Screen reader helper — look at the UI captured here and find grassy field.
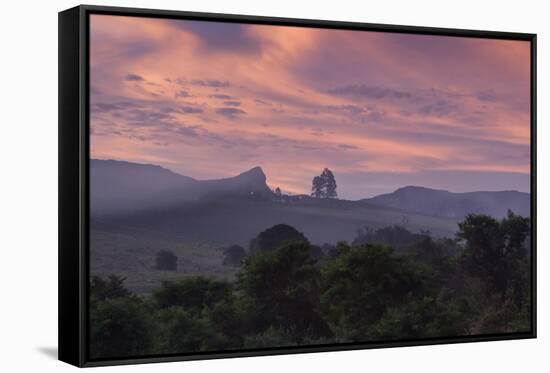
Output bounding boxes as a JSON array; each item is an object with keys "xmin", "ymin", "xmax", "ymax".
[
  {"xmin": 90, "ymin": 197, "xmax": 461, "ymax": 293},
  {"xmin": 92, "ymin": 197, "xmax": 460, "ymax": 247},
  {"xmin": 90, "ymin": 229, "xmax": 238, "ymax": 294}
]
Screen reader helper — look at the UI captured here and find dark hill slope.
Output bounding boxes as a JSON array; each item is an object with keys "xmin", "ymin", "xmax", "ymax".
[{"xmin": 362, "ymin": 186, "xmax": 529, "ymax": 219}]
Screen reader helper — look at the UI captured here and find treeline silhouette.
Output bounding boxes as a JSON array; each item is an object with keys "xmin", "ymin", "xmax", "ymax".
[{"xmin": 89, "ymin": 211, "xmax": 531, "ymax": 359}]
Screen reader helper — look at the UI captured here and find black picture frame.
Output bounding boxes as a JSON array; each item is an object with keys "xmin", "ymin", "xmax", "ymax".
[{"xmin": 59, "ymin": 4, "xmax": 537, "ymax": 367}]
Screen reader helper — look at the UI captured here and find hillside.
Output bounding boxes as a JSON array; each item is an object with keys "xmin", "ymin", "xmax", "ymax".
[
  {"xmin": 90, "ymin": 160, "xmax": 528, "ymax": 248},
  {"xmin": 89, "ymin": 160, "xmax": 532, "ymax": 293},
  {"xmin": 91, "ymin": 159, "xmax": 196, "ymax": 215},
  {"xmin": 91, "ymin": 159, "xmax": 273, "ymax": 216},
  {"xmin": 362, "ymin": 185, "xmax": 530, "ymax": 219}
]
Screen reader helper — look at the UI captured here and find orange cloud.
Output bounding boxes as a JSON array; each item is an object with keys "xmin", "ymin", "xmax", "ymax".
[{"xmin": 89, "ymin": 15, "xmax": 531, "ymax": 198}]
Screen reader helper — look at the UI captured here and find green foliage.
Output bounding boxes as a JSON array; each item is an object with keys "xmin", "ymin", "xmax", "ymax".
[
  {"xmin": 243, "ymin": 327, "xmax": 297, "ymax": 349},
  {"xmin": 154, "ymin": 307, "xmax": 230, "ymax": 353},
  {"xmin": 353, "ymin": 225, "xmax": 421, "ymax": 250},
  {"xmin": 153, "ymin": 277, "xmax": 232, "ymax": 311},
  {"xmin": 238, "ymin": 241, "xmax": 330, "ymax": 339},
  {"xmin": 90, "ymin": 274, "xmax": 131, "ymax": 301},
  {"xmin": 458, "ymin": 211, "xmax": 530, "ymax": 297},
  {"xmin": 222, "ymin": 245, "xmax": 247, "ymax": 267},
  {"xmin": 90, "ymin": 296, "xmax": 154, "ymax": 359},
  {"xmin": 469, "ymin": 295, "xmax": 530, "ymax": 335},
  {"xmin": 249, "ymin": 224, "xmax": 309, "ymax": 255},
  {"xmin": 89, "ymin": 215, "xmax": 531, "ymax": 358},
  {"xmin": 320, "ymin": 243, "xmax": 434, "ymax": 341},
  {"xmin": 353, "ymin": 226, "xmax": 459, "ymax": 259},
  {"xmin": 203, "ymin": 298, "xmax": 244, "ymax": 346}
]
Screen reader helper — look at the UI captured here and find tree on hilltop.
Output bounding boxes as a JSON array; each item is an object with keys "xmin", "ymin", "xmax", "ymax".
[{"xmin": 311, "ymin": 168, "xmax": 337, "ymax": 199}]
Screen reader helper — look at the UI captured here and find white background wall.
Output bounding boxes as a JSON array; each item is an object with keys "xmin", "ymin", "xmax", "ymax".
[{"xmin": 0, "ymin": 0, "xmax": 547, "ymax": 371}]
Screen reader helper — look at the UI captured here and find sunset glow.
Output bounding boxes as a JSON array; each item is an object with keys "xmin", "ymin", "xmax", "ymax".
[{"xmin": 90, "ymin": 15, "xmax": 531, "ymax": 199}]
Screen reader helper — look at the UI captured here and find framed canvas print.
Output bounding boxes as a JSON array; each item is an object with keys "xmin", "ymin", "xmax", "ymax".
[{"xmin": 58, "ymin": 5, "xmax": 537, "ymax": 367}]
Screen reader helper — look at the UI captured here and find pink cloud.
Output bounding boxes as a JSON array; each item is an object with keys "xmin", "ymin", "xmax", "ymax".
[{"xmin": 89, "ymin": 15, "xmax": 531, "ymax": 198}]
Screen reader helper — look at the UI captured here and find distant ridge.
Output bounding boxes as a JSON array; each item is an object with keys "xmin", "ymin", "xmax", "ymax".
[
  {"xmin": 90, "ymin": 159, "xmax": 272, "ymax": 215},
  {"xmin": 90, "ymin": 159, "xmax": 530, "ymax": 245},
  {"xmin": 91, "ymin": 158, "xmax": 196, "ymax": 182},
  {"xmin": 362, "ymin": 185, "xmax": 530, "ymax": 219}
]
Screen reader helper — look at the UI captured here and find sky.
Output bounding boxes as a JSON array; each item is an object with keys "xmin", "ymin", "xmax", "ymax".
[{"xmin": 89, "ymin": 15, "xmax": 531, "ymax": 199}]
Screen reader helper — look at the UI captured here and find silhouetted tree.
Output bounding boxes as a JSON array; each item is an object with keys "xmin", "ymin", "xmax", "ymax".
[
  {"xmin": 90, "ymin": 296, "xmax": 153, "ymax": 359},
  {"xmin": 90, "ymin": 275, "xmax": 131, "ymax": 301},
  {"xmin": 274, "ymin": 187, "xmax": 282, "ymax": 197},
  {"xmin": 309, "ymin": 245, "xmax": 325, "ymax": 261},
  {"xmin": 322, "ymin": 168, "xmax": 337, "ymax": 198},
  {"xmin": 311, "ymin": 168, "xmax": 337, "ymax": 198},
  {"xmin": 87, "ymin": 212, "xmax": 533, "ymax": 358},
  {"xmin": 238, "ymin": 241, "xmax": 331, "ymax": 338},
  {"xmin": 223, "ymin": 245, "xmax": 247, "ymax": 267},
  {"xmin": 155, "ymin": 250, "xmax": 178, "ymax": 271},
  {"xmin": 249, "ymin": 224, "xmax": 309, "ymax": 255},
  {"xmin": 458, "ymin": 211, "xmax": 530, "ymax": 298},
  {"xmin": 320, "ymin": 243, "xmax": 433, "ymax": 340},
  {"xmin": 311, "ymin": 176, "xmax": 324, "ymax": 198}
]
